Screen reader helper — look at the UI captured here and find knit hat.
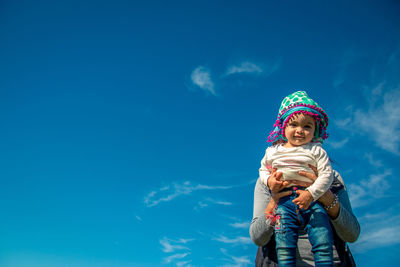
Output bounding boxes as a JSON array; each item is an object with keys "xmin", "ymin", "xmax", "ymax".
[{"xmin": 267, "ymin": 91, "xmax": 329, "ymax": 143}]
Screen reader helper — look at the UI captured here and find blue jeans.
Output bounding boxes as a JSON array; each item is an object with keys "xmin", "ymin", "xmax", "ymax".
[{"xmin": 274, "ymin": 189, "xmax": 333, "ymax": 267}]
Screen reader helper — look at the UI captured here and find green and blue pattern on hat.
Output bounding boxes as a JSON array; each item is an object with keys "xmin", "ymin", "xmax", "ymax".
[{"xmin": 267, "ymin": 91, "xmax": 329, "ymax": 143}]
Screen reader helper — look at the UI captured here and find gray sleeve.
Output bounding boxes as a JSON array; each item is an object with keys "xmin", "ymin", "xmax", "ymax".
[
  {"xmin": 249, "ymin": 178, "xmax": 275, "ymax": 246},
  {"xmin": 330, "ymin": 172, "xmax": 361, "ymax": 243}
]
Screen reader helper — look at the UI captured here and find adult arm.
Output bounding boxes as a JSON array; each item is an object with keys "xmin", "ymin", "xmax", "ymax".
[
  {"xmin": 296, "ymin": 169, "xmax": 360, "ymax": 243},
  {"xmin": 249, "ymin": 178, "xmax": 274, "ymax": 246},
  {"xmin": 250, "ymin": 170, "xmax": 291, "ymax": 246},
  {"xmin": 326, "ymin": 171, "xmax": 360, "ymax": 242}
]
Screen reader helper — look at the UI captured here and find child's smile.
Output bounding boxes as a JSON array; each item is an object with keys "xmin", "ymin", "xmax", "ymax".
[{"xmin": 284, "ymin": 113, "xmax": 316, "ymax": 147}]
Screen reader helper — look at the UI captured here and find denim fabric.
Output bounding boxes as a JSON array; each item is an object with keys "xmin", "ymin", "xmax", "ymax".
[{"xmin": 275, "ymin": 190, "xmax": 333, "ymax": 267}]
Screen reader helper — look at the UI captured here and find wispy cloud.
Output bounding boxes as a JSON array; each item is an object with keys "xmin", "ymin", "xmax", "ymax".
[
  {"xmin": 194, "ymin": 201, "xmax": 209, "ymax": 210},
  {"xmin": 337, "ymin": 85, "xmax": 400, "ymax": 155},
  {"xmin": 229, "ymin": 221, "xmax": 250, "ymax": 229},
  {"xmin": 354, "ymin": 88, "xmax": 400, "ymax": 155},
  {"xmin": 352, "ymin": 209, "xmax": 400, "ymax": 252},
  {"xmin": 334, "ymin": 117, "xmax": 351, "ymax": 128},
  {"xmin": 225, "ymin": 60, "xmax": 281, "ymax": 77},
  {"xmin": 212, "ymin": 200, "xmax": 232, "ymax": 205},
  {"xmin": 353, "ymin": 86, "xmax": 400, "ymax": 154},
  {"xmin": 194, "ymin": 197, "xmax": 233, "ymax": 211},
  {"xmin": 348, "ymin": 169, "xmax": 391, "ymax": 208},
  {"xmin": 144, "ymin": 181, "xmax": 233, "ymax": 207},
  {"xmin": 220, "ymin": 248, "xmax": 252, "ymax": 267},
  {"xmin": 327, "ymin": 138, "xmax": 349, "ymax": 149},
  {"xmin": 364, "ymin": 153, "xmax": 383, "ymax": 167},
  {"xmin": 190, "ymin": 60, "xmax": 280, "ymax": 96},
  {"xmin": 190, "ymin": 66, "xmax": 216, "ymax": 95},
  {"xmin": 226, "ymin": 62, "xmax": 263, "ymax": 75},
  {"xmin": 176, "ymin": 260, "xmax": 193, "ymax": 267},
  {"xmin": 164, "ymin": 253, "xmax": 190, "ymax": 264},
  {"xmin": 213, "ymin": 235, "xmax": 252, "ymax": 245},
  {"xmin": 160, "ymin": 237, "xmax": 194, "ymax": 266},
  {"xmin": 160, "ymin": 237, "xmax": 193, "ymax": 253}
]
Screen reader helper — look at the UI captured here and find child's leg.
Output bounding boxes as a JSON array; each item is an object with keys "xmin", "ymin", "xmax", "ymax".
[
  {"xmin": 274, "ymin": 194, "xmax": 300, "ymax": 267},
  {"xmin": 304, "ymin": 202, "xmax": 334, "ymax": 267}
]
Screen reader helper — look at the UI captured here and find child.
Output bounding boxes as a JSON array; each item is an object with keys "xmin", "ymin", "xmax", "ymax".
[{"xmin": 259, "ymin": 91, "xmax": 334, "ymax": 266}]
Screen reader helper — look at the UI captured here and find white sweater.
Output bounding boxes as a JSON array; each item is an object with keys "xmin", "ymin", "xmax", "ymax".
[{"xmin": 259, "ymin": 143, "xmax": 333, "ymax": 200}]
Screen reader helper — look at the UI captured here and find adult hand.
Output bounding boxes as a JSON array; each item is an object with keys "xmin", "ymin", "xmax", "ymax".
[
  {"xmin": 264, "ymin": 169, "xmax": 292, "ymax": 215},
  {"xmin": 293, "ymin": 164, "xmax": 318, "ymax": 186},
  {"xmin": 265, "ymin": 190, "xmax": 292, "ymax": 216},
  {"xmin": 267, "ymin": 168, "xmax": 290, "ymax": 195}
]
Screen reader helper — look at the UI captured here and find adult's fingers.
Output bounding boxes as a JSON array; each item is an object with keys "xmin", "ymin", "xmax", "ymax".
[
  {"xmin": 277, "ymin": 190, "xmax": 292, "ymax": 198},
  {"xmin": 274, "ymin": 171, "xmax": 283, "ymax": 181},
  {"xmin": 271, "ymin": 190, "xmax": 291, "ymax": 203},
  {"xmin": 298, "ymin": 170, "xmax": 317, "ymax": 182},
  {"xmin": 308, "ymin": 164, "xmax": 318, "ymax": 176}
]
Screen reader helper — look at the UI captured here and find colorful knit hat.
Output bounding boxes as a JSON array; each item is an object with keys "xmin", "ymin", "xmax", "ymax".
[{"xmin": 267, "ymin": 91, "xmax": 329, "ymax": 143}]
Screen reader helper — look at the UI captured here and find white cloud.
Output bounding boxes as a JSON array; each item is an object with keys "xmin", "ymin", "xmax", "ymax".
[
  {"xmin": 194, "ymin": 201, "xmax": 208, "ymax": 211},
  {"xmin": 229, "ymin": 221, "xmax": 250, "ymax": 229},
  {"xmin": 190, "ymin": 60, "xmax": 280, "ymax": 96},
  {"xmin": 135, "ymin": 215, "xmax": 142, "ymax": 221},
  {"xmin": 327, "ymin": 138, "xmax": 349, "ymax": 149},
  {"xmin": 334, "ymin": 117, "xmax": 351, "ymax": 128},
  {"xmin": 160, "ymin": 237, "xmax": 193, "ymax": 253},
  {"xmin": 356, "ymin": 226, "xmax": 400, "ymax": 248},
  {"xmin": 190, "ymin": 66, "xmax": 216, "ymax": 95},
  {"xmin": 352, "ymin": 210, "xmax": 400, "ymax": 252},
  {"xmin": 220, "ymin": 248, "xmax": 252, "ymax": 267},
  {"xmin": 352, "ymin": 87, "xmax": 400, "ymax": 154},
  {"xmin": 176, "ymin": 260, "xmax": 193, "ymax": 267},
  {"xmin": 144, "ymin": 181, "xmax": 233, "ymax": 207},
  {"xmin": 226, "ymin": 62, "xmax": 263, "ymax": 75},
  {"xmin": 194, "ymin": 197, "xmax": 233, "ymax": 211},
  {"xmin": 164, "ymin": 253, "xmax": 190, "ymax": 264},
  {"xmin": 225, "ymin": 60, "xmax": 281, "ymax": 77},
  {"xmin": 348, "ymin": 169, "xmax": 391, "ymax": 208},
  {"xmin": 213, "ymin": 200, "xmax": 233, "ymax": 205},
  {"xmin": 364, "ymin": 153, "xmax": 383, "ymax": 167},
  {"xmin": 337, "ymin": 86, "xmax": 400, "ymax": 155},
  {"xmin": 161, "ymin": 237, "xmax": 194, "ymax": 266},
  {"xmin": 213, "ymin": 235, "xmax": 252, "ymax": 245}
]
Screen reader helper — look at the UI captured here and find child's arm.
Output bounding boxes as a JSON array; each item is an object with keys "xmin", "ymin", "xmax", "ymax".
[{"xmin": 304, "ymin": 145, "xmax": 333, "ymax": 201}]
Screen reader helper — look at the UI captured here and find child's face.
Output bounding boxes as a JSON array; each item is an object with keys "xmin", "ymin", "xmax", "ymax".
[{"xmin": 284, "ymin": 113, "xmax": 315, "ymax": 147}]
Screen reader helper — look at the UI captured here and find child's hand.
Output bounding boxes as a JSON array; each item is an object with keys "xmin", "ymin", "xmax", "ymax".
[{"xmin": 292, "ymin": 190, "xmax": 313, "ymax": 210}]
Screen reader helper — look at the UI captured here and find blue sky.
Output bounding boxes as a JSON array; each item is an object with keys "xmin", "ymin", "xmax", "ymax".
[{"xmin": 1, "ymin": 0, "xmax": 399, "ymax": 266}]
